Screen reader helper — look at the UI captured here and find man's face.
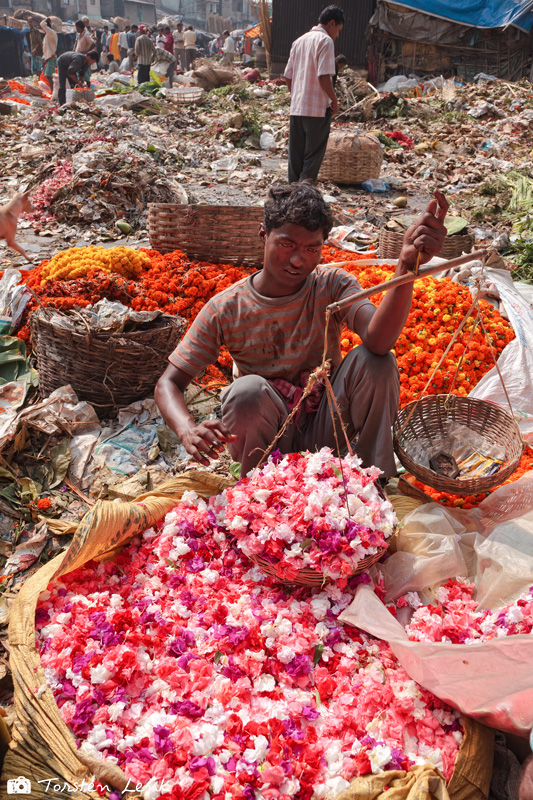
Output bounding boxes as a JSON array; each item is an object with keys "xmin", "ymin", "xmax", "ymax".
[
  {"xmin": 28, "ymin": 18, "xmax": 34, "ymax": 28},
  {"xmin": 259, "ymin": 222, "xmax": 324, "ymax": 296},
  {"xmin": 325, "ymin": 20, "xmax": 343, "ymax": 40}
]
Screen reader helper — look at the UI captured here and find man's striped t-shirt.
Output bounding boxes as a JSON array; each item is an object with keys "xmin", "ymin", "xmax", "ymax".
[{"xmin": 169, "ymin": 266, "xmax": 374, "ymax": 384}]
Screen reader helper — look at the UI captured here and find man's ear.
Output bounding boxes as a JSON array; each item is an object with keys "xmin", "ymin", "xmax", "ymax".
[{"xmin": 259, "ymin": 224, "xmax": 267, "ymax": 243}]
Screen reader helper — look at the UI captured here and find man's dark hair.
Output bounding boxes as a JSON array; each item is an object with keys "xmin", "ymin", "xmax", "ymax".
[
  {"xmin": 76, "ymin": 20, "xmax": 85, "ymax": 30},
  {"xmin": 46, "ymin": 17, "xmax": 52, "ymax": 27},
  {"xmin": 264, "ymin": 183, "xmax": 334, "ymax": 240},
  {"xmin": 104, "ymin": 25, "xmax": 109, "ymax": 30},
  {"xmin": 86, "ymin": 50, "xmax": 99, "ymax": 61},
  {"xmin": 107, "ymin": 53, "xmax": 114, "ymax": 61},
  {"xmin": 319, "ymin": 5, "xmax": 345, "ymax": 25},
  {"xmin": 131, "ymin": 24, "xmax": 138, "ymax": 30},
  {"xmin": 223, "ymin": 29, "xmax": 230, "ymax": 36},
  {"xmin": 336, "ymin": 53, "xmax": 348, "ymax": 65}
]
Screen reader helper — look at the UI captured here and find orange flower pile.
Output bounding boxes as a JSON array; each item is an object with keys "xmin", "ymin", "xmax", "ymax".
[
  {"xmin": 403, "ymin": 446, "xmax": 533, "ymax": 509},
  {"xmin": 15, "ymin": 246, "xmax": 529, "ymax": 504},
  {"xmin": 320, "ymin": 249, "xmax": 515, "ymax": 406},
  {"xmin": 18, "ymin": 250, "xmax": 256, "ymax": 384}
]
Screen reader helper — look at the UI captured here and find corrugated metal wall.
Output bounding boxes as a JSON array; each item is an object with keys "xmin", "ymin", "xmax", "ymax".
[{"xmin": 271, "ymin": 0, "xmax": 376, "ymax": 73}]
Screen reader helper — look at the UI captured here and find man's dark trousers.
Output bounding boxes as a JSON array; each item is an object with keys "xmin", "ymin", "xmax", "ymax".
[
  {"xmin": 137, "ymin": 63, "xmax": 151, "ymax": 83},
  {"xmin": 288, "ymin": 113, "xmax": 331, "ymax": 183}
]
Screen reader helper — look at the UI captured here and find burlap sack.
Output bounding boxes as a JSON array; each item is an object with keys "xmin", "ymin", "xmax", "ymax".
[{"xmin": 1, "ymin": 472, "xmax": 493, "ymax": 799}]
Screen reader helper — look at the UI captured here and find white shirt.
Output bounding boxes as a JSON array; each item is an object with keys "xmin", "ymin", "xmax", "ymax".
[
  {"xmin": 40, "ymin": 21, "xmax": 57, "ymax": 61},
  {"xmin": 284, "ymin": 25, "xmax": 335, "ymax": 118},
  {"xmin": 118, "ymin": 31, "xmax": 129, "ymax": 49},
  {"xmin": 223, "ymin": 35, "xmax": 235, "ymax": 54}
]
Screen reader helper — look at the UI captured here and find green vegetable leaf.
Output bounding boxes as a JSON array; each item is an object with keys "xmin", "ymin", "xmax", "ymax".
[
  {"xmin": 313, "ymin": 643, "xmax": 325, "ymax": 666},
  {"xmin": 214, "ymin": 650, "xmax": 222, "ymax": 664},
  {"xmin": 315, "ymin": 687, "xmax": 322, "ymax": 707},
  {"xmin": 229, "ymin": 462, "xmax": 241, "ymax": 480}
]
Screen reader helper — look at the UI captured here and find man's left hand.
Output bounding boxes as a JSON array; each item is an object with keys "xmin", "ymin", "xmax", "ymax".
[{"xmin": 399, "ymin": 189, "xmax": 448, "ymax": 271}]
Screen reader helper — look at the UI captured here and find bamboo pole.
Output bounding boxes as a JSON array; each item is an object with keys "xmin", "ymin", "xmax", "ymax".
[{"xmin": 326, "ymin": 249, "xmax": 489, "ymax": 313}]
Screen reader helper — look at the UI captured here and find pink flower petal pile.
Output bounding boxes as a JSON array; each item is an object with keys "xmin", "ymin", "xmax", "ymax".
[
  {"xmin": 212, "ymin": 448, "xmax": 397, "ymax": 584},
  {"xmin": 36, "ymin": 482, "xmax": 463, "ymax": 800},
  {"xmin": 403, "ymin": 579, "xmax": 533, "ymax": 644}
]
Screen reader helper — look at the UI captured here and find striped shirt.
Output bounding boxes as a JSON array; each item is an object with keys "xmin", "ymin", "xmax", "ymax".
[
  {"xmin": 135, "ymin": 35, "xmax": 155, "ymax": 65},
  {"xmin": 284, "ymin": 25, "xmax": 335, "ymax": 118},
  {"xmin": 169, "ymin": 266, "xmax": 373, "ymax": 383}
]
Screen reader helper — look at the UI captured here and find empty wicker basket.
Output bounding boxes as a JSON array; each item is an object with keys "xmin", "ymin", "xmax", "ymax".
[
  {"xmin": 380, "ymin": 228, "xmax": 473, "ymax": 260},
  {"xmin": 318, "ymin": 130, "xmax": 383, "ymax": 185},
  {"xmin": 394, "ymin": 394, "xmax": 524, "ymax": 494},
  {"xmin": 30, "ymin": 308, "xmax": 187, "ymax": 417},
  {"xmin": 148, "ymin": 204, "xmax": 264, "ymax": 267}
]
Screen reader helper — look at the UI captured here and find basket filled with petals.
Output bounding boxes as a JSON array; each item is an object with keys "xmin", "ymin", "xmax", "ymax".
[{"xmin": 211, "ymin": 447, "xmax": 397, "ymax": 587}]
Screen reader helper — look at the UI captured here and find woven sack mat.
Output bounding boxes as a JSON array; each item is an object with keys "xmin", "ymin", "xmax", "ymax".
[{"xmin": 2, "ymin": 473, "xmax": 492, "ymax": 798}]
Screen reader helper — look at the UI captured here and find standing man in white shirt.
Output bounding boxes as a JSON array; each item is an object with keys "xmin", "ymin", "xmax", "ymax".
[
  {"xmin": 173, "ymin": 22, "xmax": 185, "ymax": 69},
  {"xmin": 40, "ymin": 18, "xmax": 58, "ymax": 92},
  {"xmin": 221, "ymin": 29, "xmax": 235, "ymax": 66},
  {"xmin": 118, "ymin": 26, "xmax": 130, "ymax": 61},
  {"xmin": 284, "ymin": 5, "xmax": 344, "ymax": 184}
]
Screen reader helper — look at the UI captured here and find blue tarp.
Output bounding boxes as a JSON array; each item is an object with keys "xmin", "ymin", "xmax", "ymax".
[{"xmin": 387, "ymin": 0, "xmax": 533, "ymax": 32}]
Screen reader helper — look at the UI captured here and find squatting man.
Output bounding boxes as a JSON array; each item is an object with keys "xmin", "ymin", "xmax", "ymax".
[{"xmin": 156, "ymin": 183, "xmax": 447, "ymax": 477}]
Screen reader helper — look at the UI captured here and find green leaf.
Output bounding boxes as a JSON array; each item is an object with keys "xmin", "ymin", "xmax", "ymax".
[
  {"xmin": 164, "ymin": 557, "xmax": 177, "ymax": 569},
  {"xmin": 214, "ymin": 650, "xmax": 222, "ymax": 664},
  {"xmin": 300, "ymin": 538, "xmax": 314, "ymax": 552},
  {"xmin": 315, "ymin": 687, "xmax": 322, "ymax": 708},
  {"xmin": 331, "ymin": 463, "xmax": 343, "ymax": 480},
  {"xmin": 49, "ymin": 439, "xmax": 71, "ymax": 489},
  {"xmin": 229, "ymin": 462, "xmax": 241, "ymax": 480},
  {"xmin": 313, "ymin": 643, "xmax": 325, "ymax": 666}
]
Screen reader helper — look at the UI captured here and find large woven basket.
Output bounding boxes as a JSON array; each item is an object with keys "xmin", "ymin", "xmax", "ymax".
[
  {"xmin": 394, "ymin": 394, "xmax": 524, "ymax": 494},
  {"xmin": 318, "ymin": 130, "xmax": 383, "ymax": 185},
  {"xmin": 379, "ymin": 228, "xmax": 474, "ymax": 260},
  {"xmin": 148, "ymin": 204, "xmax": 264, "ymax": 267},
  {"xmin": 30, "ymin": 307, "xmax": 187, "ymax": 417}
]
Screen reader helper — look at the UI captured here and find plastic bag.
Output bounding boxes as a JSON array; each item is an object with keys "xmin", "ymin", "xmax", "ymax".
[
  {"xmin": 361, "ymin": 178, "xmax": 390, "ymax": 192},
  {"xmin": 339, "ymin": 473, "xmax": 533, "ymax": 737},
  {"xmin": 259, "ymin": 131, "xmax": 276, "ymax": 150},
  {"xmin": 469, "ymin": 266, "xmax": 533, "ymax": 445}
]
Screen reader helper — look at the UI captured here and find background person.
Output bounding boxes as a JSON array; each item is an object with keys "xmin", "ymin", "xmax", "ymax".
[
  {"xmin": 135, "ymin": 28, "xmax": 155, "ymax": 84},
  {"xmin": 106, "ymin": 53, "xmax": 119, "ymax": 74},
  {"xmin": 75, "ymin": 20, "xmax": 95, "ymax": 54},
  {"xmin": 284, "ymin": 5, "xmax": 344, "ymax": 184},
  {"xmin": 173, "ymin": 22, "xmax": 186, "ymax": 69},
  {"xmin": 221, "ymin": 29, "xmax": 235, "ymax": 66},
  {"xmin": 57, "ymin": 50, "xmax": 98, "ymax": 106},
  {"xmin": 26, "ymin": 18, "xmax": 43, "ymax": 76},
  {"xmin": 183, "ymin": 25, "xmax": 196, "ymax": 70},
  {"xmin": 40, "ymin": 18, "xmax": 58, "ymax": 93}
]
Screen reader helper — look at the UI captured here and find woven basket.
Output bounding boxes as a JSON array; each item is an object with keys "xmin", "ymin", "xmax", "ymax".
[
  {"xmin": 166, "ymin": 87, "xmax": 204, "ymax": 105},
  {"xmin": 30, "ymin": 308, "xmax": 187, "ymax": 417},
  {"xmin": 379, "ymin": 228, "xmax": 474, "ymax": 260},
  {"xmin": 148, "ymin": 204, "xmax": 264, "ymax": 267},
  {"xmin": 318, "ymin": 130, "xmax": 383, "ymax": 185},
  {"xmin": 394, "ymin": 394, "xmax": 524, "ymax": 494},
  {"xmin": 250, "ymin": 547, "xmax": 387, "ymax": 587},
  {"xmin": 247, "ymin": 483, "xmax": 391, "ymax": 587}
]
